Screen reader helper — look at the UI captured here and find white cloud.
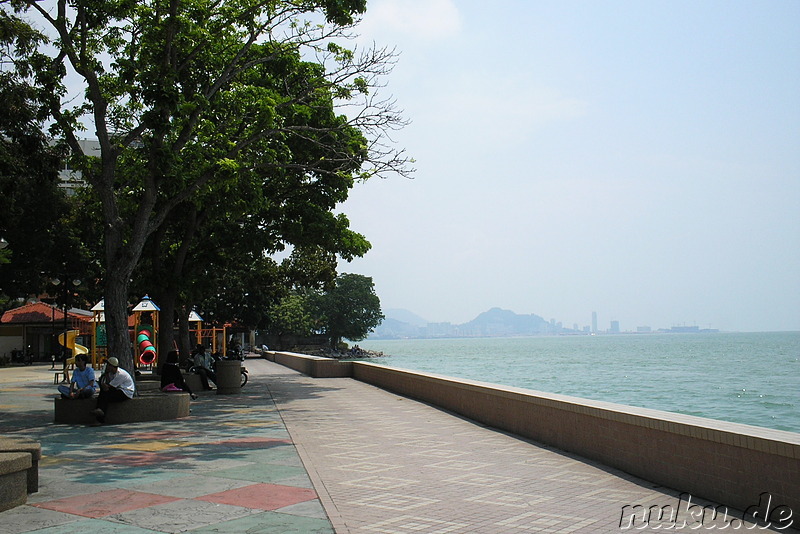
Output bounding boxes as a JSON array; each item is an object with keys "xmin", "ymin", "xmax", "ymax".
[{"xmin": 358, "ymin": 0, "xmax": 461, "ymax": 41}]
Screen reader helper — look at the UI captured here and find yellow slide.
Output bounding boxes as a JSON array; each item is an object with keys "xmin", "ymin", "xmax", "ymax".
[{"xmin": 59, "ymin": 329, "xmax": 89, "ymax": 366}]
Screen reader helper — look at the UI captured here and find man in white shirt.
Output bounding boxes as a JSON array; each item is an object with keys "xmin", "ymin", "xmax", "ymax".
[{"xmin": 92, "ymin": 356, "xmax": 135, "ymax": 424}]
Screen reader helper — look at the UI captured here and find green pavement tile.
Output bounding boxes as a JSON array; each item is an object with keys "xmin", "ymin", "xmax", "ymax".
[
  {"xmin": 27, "ymin": 519, "xmax": 161, "ymax": 533},
  {"xmin": 103, "ymin": 498, "xmax": 255, "ymax": 533},
  {"xmin": 226, "ymin": 445, "xmax": 303, "ymax": 465},
  {"xmin": 271, "ymin": 474, "xmax": 314, "ymax": 489},
  {"xmin": 188, "ymin": 510, "xmax": 334, "ymax": 533},
  {"xmin": 211, "ymin": 462, "xmax": 308, "ymax": 484},
  {"xmin": 275, "ymin": 498, "xmax": 329, "ymax": 519},
  {"xmin": 0, "ymin": 504, "xmax": 84, "ymax": 534},
  {"xmin": 64, "ymin": 467, "xmax": 185, "ymax": 487}
]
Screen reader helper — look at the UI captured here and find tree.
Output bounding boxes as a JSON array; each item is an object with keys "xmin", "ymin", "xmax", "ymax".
[
  {"xmin": 267, "ymin": 292, "xmax": 316, "ymax": 345},
  {"xmin": 1, "ymin": 0, "xmax": 410, "ymax": 372},
  {"xmin": 310, "ymin": 273, "xmax": 383, "ymax": 348},
  {"xmin": 0, "ymin": 67, "xmax": 92, "ymax": 308},
  {"xmin": 134, "ymin": 44, "xmax": 375, "ymax": 360}
]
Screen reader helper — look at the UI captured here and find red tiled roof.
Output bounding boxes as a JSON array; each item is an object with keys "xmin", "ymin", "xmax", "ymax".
[{"xmin": 0, "ymin": 302, "xmax": 90, "ymax": 324}]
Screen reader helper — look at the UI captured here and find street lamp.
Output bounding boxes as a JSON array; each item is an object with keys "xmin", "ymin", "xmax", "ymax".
[
  {"xmin": 0, "ymin": 238, "xmax": 7, "ymax": 297},
  {"xmin": 51, "ymin": 276, "xmax": 82, "ymax": 367}
]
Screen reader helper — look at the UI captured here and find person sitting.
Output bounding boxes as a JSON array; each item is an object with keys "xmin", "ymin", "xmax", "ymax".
[
  {"xmin": 91, "ymin": 356, "xmax": 135, "ymax": 424},
  {"xmin": 161, "ymin": 350, "xmax": 197, "ymax": 399},
  {"xmin": 192, "ymin": 345, "xmax": 216, "ymax": 391},
  {"xmin": 57, "ymin": 353, "xmax": 96, "ymax": 399}
]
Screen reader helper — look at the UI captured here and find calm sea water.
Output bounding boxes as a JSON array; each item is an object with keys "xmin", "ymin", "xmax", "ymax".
[{"xmin": 357, "ymin": 332, "xmax": 800, "ymax": 434}]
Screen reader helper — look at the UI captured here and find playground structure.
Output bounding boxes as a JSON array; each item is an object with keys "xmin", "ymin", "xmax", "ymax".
[
  {"xmin": 132, "ymin": 296, "xmax": 160, "ymax": 368},
  {"xmin": 55, "ymin": 296, "xmax": 240, "ymax": 370},
  {"xmin": 136, "ymin": 326, "xmax": 157, "ymax": 365},
  {"xmin": 87, "ymin": 296, "xmax": 161, "ymax": 369},
  {"xmin": 57, "ymin": 329, "xmax": 89, "ymax": 367},
  {"xmin": 189, "ymin": 310, "xmax": 233, "ymax": 357},
  {"xmin": 90, "ymin": 300, "xmax": 106, "ymax": 369}
]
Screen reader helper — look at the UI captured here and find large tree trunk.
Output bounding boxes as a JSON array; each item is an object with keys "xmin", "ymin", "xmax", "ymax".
[
  {"xmin": 101, "ymin": 193, "xmax": 152, "ymax": 378},
  {"xmin": 177, "ymin": 309, "xmax": 193, "ymax": 367},
  {"xmin": 153, "ymin": 286, "xmax": 179, "ymax": 375},
  {"xmin": 150, "ymin": 207, "xmax": 197, "ymax": 372},
  {"xmin": 104, "ymin": 266, "xmax": 134, "ymax": 375}
]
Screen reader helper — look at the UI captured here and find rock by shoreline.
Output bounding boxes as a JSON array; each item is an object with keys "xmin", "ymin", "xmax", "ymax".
[{"xmin": 294, "ymin": 345, "xmax": 385, "ymax": 360}]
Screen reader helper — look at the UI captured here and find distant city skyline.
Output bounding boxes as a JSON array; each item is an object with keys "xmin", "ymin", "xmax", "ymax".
[{"xmin": 380, "ymin": 307, "xmax": 729, "ymax": 336}]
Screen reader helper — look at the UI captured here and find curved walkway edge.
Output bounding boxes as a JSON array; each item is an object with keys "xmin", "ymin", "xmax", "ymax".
[{"xmin": 264, "ymin": 361, "xmax": 793, "ymax": 533}]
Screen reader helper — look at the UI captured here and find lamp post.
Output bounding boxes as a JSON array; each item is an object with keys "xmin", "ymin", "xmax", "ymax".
[
  {"xmin": 0, "ymin": 237, "xmax": 7, "ymax": 300},
  {"xmin": 50, "ymin": 275, "xmax": 82, "ymax": 370}
]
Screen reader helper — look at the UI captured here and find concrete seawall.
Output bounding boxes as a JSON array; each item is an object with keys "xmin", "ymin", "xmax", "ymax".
[{"xmin": 266, "ymin": 350, "xmax": 799, "ymax": 519}]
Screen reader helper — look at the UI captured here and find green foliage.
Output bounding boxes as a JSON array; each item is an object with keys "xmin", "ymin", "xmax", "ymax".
[
  {"xmin": 130, "ymin": 38, "xmax": 377, "ymax": 337},
  {"xmin": 264, "ymin": 272, "xmax": 383, "ymax": 346},
  {"xmin": 0, "ymin": 71, "xmax": 91, "ymax": 303},
  {"xmin": 1, "ymin": 0, "xmax": 409, "ymax": 369},
  {"xmin": 268, "ymin": 293, "xmax": 316, "ymax": 338},
  {"xmin": 308, "ymin": 273, "xmax": 383, "ymax": 347}
]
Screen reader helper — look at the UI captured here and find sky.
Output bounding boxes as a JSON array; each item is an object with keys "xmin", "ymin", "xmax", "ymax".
[{"xmin": 334, "ymin": 0, "xmax": 800, "ymax": 332}]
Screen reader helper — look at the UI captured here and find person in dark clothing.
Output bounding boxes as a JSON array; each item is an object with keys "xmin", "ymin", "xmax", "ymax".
[
  {"xmin": 161, "ymin": 350, "xmax": 197, "ymax": 399},
  {"xmin": 92, "ymin": 357, "xmax": 134, "ymax": 424},
  {"xmin": 192, "ymin": 345, "xmax": 216, "ymax": 391}
]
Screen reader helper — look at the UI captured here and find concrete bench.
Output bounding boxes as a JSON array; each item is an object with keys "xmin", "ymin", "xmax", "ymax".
[
  {"xmin": 0, "ymin": 438, "xmax": 41, "ymax": 493},
  {"xmin": 0, "ymin": 452, "xmax": 31, "ymax": 512},
  {"xmin": 134, "ymin": 380, "xmax": 162, "ymax": 392},
  {"xmin": 54, "ymin": 393, "xmax": 190, "ymax": 425}
]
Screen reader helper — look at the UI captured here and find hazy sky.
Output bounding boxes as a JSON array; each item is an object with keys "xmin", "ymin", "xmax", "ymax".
[{"xmin": 336, "ymin": 0, "xmax": 800, "ymax": 332}]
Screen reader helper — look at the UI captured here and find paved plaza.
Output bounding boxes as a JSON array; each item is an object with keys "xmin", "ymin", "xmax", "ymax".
[{"xmin": 0, "ymin": 358, "xmax": 783, "ymax": 533}]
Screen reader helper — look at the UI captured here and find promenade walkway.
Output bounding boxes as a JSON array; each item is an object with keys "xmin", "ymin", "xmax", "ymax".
[{"xmin": 0, "ymin": 358, "xmax": 780, "ymax": 533}]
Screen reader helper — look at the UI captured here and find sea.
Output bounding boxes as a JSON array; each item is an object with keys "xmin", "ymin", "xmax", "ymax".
[{"xmin": 355, "ymin": 332, "xmax": 800, "ymax": 434}]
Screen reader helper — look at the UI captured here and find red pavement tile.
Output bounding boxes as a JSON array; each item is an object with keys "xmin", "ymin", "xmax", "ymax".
[
  {"xmin": 197, "ymin": 483, "xmax": 317, "ymax": 510},
  {"xmin": 32, "ymin": 488, "xmax": 180, "ymax": 518}
]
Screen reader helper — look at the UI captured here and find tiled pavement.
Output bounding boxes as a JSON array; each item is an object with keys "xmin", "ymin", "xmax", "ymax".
[
  {"xmin": 0, "ymin": 359, "xmax": 784, "ymax": 533},
  {"xmin": 266, "ymin": 364, "xmax": 783, "ymax": 533},
  {"xmin": 0, "ymin": 361, "xmax": 332, "ymax": 533}
]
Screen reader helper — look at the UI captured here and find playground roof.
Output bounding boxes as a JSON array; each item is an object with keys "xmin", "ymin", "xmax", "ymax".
[{"xmin": 0, "ymin": 302, "xmax": 92, "ymax": 324}]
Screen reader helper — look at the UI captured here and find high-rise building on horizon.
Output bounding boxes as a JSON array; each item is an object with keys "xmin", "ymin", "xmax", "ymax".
[{"xmin": 592, "ymin": 311, "xmax": 597, "ymax": 333}]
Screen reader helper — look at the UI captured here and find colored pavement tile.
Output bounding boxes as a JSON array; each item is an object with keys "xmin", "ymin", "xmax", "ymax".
[
  {"xmin": 197, "ymin": 483, "xmax": 318, "ymax": 510},
  {"xmin": 0, "ymin": 361, "xmax": 336, "ymax": 534},
  {"xmin": 104, "ymin": 440, "xmax": 191, "ymax": 452},
  {"xmin": 91, "ymin": 451, "xmax": 185, "ymax": 466},
  {"xmin": 210, "ymin": 462, "xmax": 310, "ymax": 485},
  {"xmin": 32, "ymin": 488, "xmax": 181, "ymax": 518},
  {"xmin": 189, "ymin": 511, "xmax": 334, "ymax": 534}
]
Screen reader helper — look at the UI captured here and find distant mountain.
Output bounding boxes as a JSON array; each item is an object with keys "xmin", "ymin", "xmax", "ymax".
[
  {"xmin": 370, "ymin": 307, "xmax": 567, "ymax": 339},
  {"xmin": 383, "ymin": 308, "xmax": 429, "ymax": 327},
  {"xmin": 461, "ymin": 307, "xmax": 558, "ymax": 336}
]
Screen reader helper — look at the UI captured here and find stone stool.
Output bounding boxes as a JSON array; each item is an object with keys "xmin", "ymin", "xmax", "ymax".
[
  {"xmin": 0, "ymin": 452, "xmax": 31, "ymax": 512},
  {"xmin": 0, "ymin": 438, "xmax": 42, "ymax": 493}
]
